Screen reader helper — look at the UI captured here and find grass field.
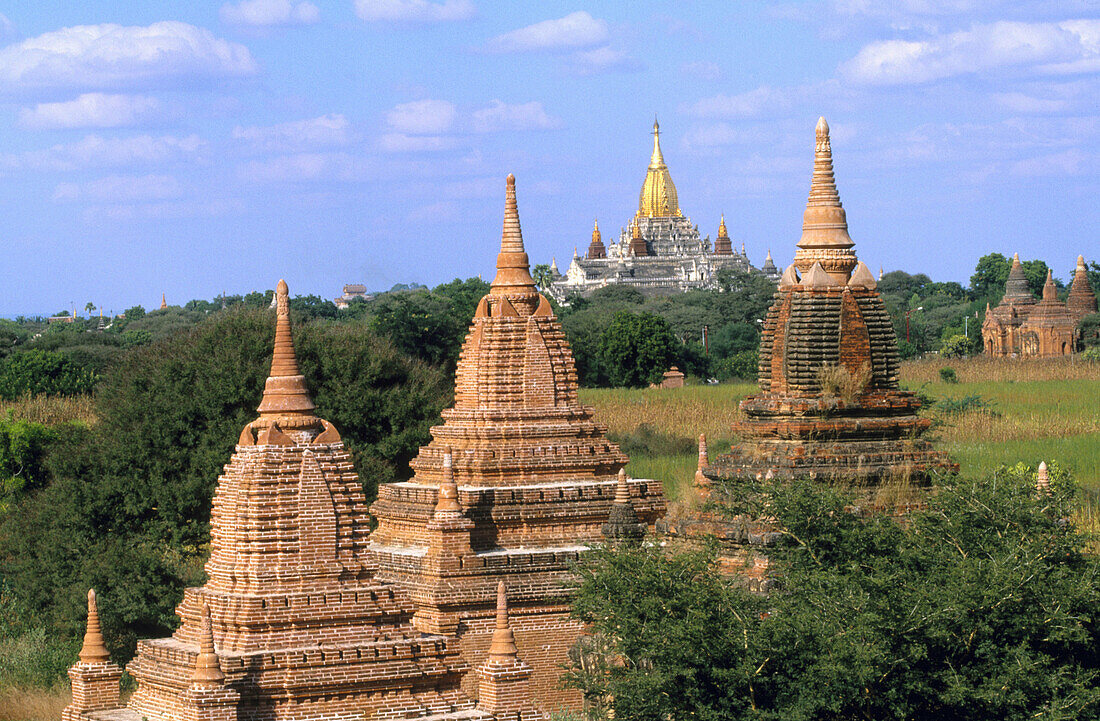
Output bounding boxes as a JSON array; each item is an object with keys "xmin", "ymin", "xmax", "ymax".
[{"xmin": 581, "ymin": 357, "xmax": 1100, "ymax": 502}]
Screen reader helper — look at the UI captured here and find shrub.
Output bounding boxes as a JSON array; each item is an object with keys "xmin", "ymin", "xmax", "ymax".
[
  {"xmin": 940, "ymin": 334, "xmax": 971, "ymax": 358},
  {"xmin": 713, "ymin": 350, "xmax": 758, "ymax": 381},
  {"xmin": 1081, "ymin": 346, "xmax": 1100, "ymax": 363},
  {"xmin": 0, "ymin": 350, "xmax": 98, "ymax": 400},
  {"xmin": 599, "ymin": 311, "xmax": 679, "ymax": 388},
  {"xmin": 934, "ymin": 393, "xmax": 998, "ymax": 416},
  {"xmin": 607, "ymin": 424, "xmax": 695, "ymax": 458},
  {"xmin": 939, "ymin": 366, "xmax": 958, "ymax": 384}
]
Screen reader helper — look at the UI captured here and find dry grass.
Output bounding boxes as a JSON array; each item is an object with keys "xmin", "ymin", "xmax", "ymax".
[
  {"xmin": 0, "ymin": 394, "xmax": 96, "ymax": 426},
  {"xmin": 0, "ymin": 686, "xmax": 70, "ymax": 721},
  {"xmin": 901, "ymin": 355, "xmax": 1100, "ymax": 385},
  {"xmin": 579, "ymin": 382, "xmax": 754, "ymax": 441}
]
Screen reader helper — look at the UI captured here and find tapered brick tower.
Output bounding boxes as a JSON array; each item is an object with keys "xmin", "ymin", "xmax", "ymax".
[
  {"xmin": 121, "ymin": 280, "xmax": 485, "ymax": 721},
  {"xmin": 713, "ymin": 215, "xmax": 733, "ymax": 255},
  {"xmin": 1067, "ymin": 255, "xmax": 1097, "ymax": 322},
  {"xmin": 708, "ymin": 117, "xmax": 956, "ymax": 484},
  {"xmin": 586, "ymin": 219, "xmax": 606, "ymax": 260},
  {"xmin": 369, "ymin": 175, "xmax": 666, "ymax": 709}
]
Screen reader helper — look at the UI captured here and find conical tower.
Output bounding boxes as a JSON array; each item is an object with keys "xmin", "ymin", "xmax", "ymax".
[
  {"xmin": 63, "ymin": 590, "xmax": 123, "ymax": 721},
  {"xmin": 637, "ymin": 118, "xmax": 680, "ymax": 219},
  {"xmin": 587, "ymin": 218, "xmax": 607, "ymax": 259},
  {"xmin": 1067, "ymin": 255, "xmax": 1097, "ymax": 321},
  {"xmin": 370, "ymin": 175, "xmax": 665, "ymax": 710},
  {"xmin": 984, "ymin": 253, "xmax": 1040, "ymax": 356},
  {"xmin": 792, "ymin": 117, "xmax": 857, "ymax": 284},
  {"xmin": 709, "ymin": 117, "xmax": 955, "ymax": 485},
  {"xmin": 713, "ymin": 215, "xmax": 733, "ymax": 255},
  {"xmin": 1017, "ymin": 269, "xmax": 1076, "ymax": 357},
  {"xmin": 126, "ymin": 280, "xmax": 477, "ymax": 721}
]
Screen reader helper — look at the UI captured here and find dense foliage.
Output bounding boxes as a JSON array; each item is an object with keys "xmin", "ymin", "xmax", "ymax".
[
  {"xmin": 569, "ymin": 466, "xmax": 1100, "ymax": 720},
  {"xmin": 0, "ymin": 307, "xmax": 451, "ymax": 659}
]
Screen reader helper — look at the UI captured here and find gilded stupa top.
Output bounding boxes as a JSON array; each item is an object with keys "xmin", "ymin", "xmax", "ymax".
[{"xmin": 638, "ymin": 118, "xmax": 681, "ymax": 219}]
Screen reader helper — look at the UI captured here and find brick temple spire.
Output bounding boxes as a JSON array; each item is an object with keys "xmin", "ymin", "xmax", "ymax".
[
  {"xmin": 602, "ymin": 468, "xmax": 646, "ymax": 544},
  {"xmin": 488, "ymin": 582, "xmax": 519, "ymax": 661},
  {"xmin": 1068, "ymin": 255, "xmax": 1097, "ymax": 321},
  {"xmin": 192, "ymin": 604, "xmax": 224, "ymax": 686},
  {"xmin": 433, "ymin": 448, "xmax": 462, "ymax": 519},
  {"xmin": 694, "ymin": 433, "xmax": 710, "ymax": 498},
  {"xmin": 713, "ymin": 215, "xmax": 733, "ymax": 255},
  {"xmin": 629, "ymin": 221, "xmax": 648, "ymax": 257},
  {"xmin": 477, "ymin": 583, "xmax": 542, "ymax": 720},
  {"xmin": 256, "ymin": 279, "xmax": 316, "ymax": 419},
  {"xmin": 79, "ymin": 589, "xmax": 110, "ymax": 663},
  {"xmin": 491, "ymin": 174, "xmax": 539, "ymax": 305},
  {"xmin": 794, "ymin": 116, "xmax": 856, "ymax": 283},
  {"xmin": 587, "ymin": 218, "xmax": 607, "ymax": 259},
  {"xmin": 63, "ymin": 590, "xmax": 123, "ymax": 721}
]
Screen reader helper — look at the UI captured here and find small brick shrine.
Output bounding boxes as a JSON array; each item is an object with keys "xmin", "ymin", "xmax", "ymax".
[
  {"xmin": 64, "ymin": 280, "xmax": 547, "ymax": 721},
  {"xmin": 368, "ymin": 175, "xmax": 666, "ymax": 709}
]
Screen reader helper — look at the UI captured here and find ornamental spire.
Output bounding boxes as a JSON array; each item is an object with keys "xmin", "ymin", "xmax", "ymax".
[
  {"xmin": 490, "ymin": 174, "xmax": 537, "ymax": 298},
  {"xmin": 487, "ymin": 582, "xmax": 519, "ymax": 661},
  {"xmin": 257, "ymin": 280, "xmax": 316, "ymax": 418},
  {"xmin": 192, "ymin": 604, "xmax": 225, "ymax": 686},
  {"xmin": 650, "ymin": 117, "xmax": 664, "ymax": 167},
  {"xmin": 433, "ymin": 448, "xmax": 462, "ymax": 519},
  {"xmin": 794, "ymin": 116, "xmax": 856, "ymax": 282},
  {"xmin": 78, "ymin": 589, "xmax": 111, "ymax": 664}
]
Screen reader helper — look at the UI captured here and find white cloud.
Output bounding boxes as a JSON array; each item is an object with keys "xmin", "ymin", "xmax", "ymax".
[
  {"xmin": 18, "ymin": 93, "xmax": 163, "ymax": 130},
  {"xmin": 53, "ymin": 174, "xmax": 182, "ymax": 202},
  {"xmin": 993, "ymin": 92, "xmax": 1069, "ymax": 113},
  {"xmin": 1010, "ymin": 149, "xmax": 1087, "ymax": 177},
  {"xmin": 221, "ymin": 0, "xmax": 320, "ymax": 26},
  {"xmin": 472, "ymin": 100, "xmax": 562, "ymax": 132},
  {"xmin": 0, "ymin": 22, "xmax": 258, "ymax": 93},
  {"xmin": 237, "ymin": 151, "xmax": 373, "ymax": 182},
  {"xmin": 353, "ymin": 0, "xmax": 474, "ymax": 23},
  {"xmin": 0, "ymin": 14, "xmax": 15, "ymax": 40},
  {"xmin": 3, "ymin": 134, "xmax": 206, "ymax": 171},
  {"xmin": 486, "ymin": 11, "xmax": 608, "ymax": 53},
  {"xmin": 233, "ymin": 114, "xmax": 351, "ymax": 152},
  {"xmin": 386, "ymin": 99, "xmax": 456, "ymax": 134},
  {"xmin": 685, "ymin": 86, "xmax": 793, "ymax": 119},
  {"xmin": 681, "ymin": 60, "xmax": 722, "ymax": 81},
  {"xmin": 841, "ymin": 20, "xmax": 1100, "ymax": 85},
  {"xmin": 378, "ymin": 133, "xmax": 455, "ymax": 152},
  {"xmin": 83, "ymin": 198, "xmax": 241, "ymax": 222},
  {"xmin": 567, "ymin": 47, "xmax": 642, "ymax": 75}
]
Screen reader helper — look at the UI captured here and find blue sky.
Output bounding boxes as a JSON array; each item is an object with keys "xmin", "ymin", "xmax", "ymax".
[{"xmin": 1, "ymin": 1, "xmax": 1098, "ymax": 316}]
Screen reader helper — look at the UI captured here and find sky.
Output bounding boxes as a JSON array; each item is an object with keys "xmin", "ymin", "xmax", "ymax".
[{"xmin": 1, "ymin": 1, "xmax": 1098, "ymax": 316}]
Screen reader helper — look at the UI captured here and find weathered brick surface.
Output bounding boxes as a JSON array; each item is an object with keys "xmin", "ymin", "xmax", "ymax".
[
  {"xmin": 664, "ymin": 118, "xmax": 953, "ymax": 588},
  {"xmin": 109, "ymin": 281, "xmax": 484, "ymax": 721},
  {"xmin": 370, "ymin": 176, "xmax": 666, "ymax": 713},
  {"xmin": 984, "ymin": 258, "xmax": 1090, "ymax": 358}
]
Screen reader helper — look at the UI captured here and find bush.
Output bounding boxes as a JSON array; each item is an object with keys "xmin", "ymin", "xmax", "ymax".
[
  {"xmin": 0, "ymin": 419, "xmax": 63, "ymax": 513},
  {"xmin": 0, "ymin": 349, "xmax": 98, "ymax": 399},
  {"xmin": 940, "ymin": 334, "xmax": 971, "ymax": 358},
  {"xmin": 599, "ymin": 311, "xmax": 679, "ymax": 388},
  {"xmin": 1081, "ymin": 346, "xmax": 1100, "ymax": 363},
  {"xmin": 934, "ymin": 393, "xmax": 998, "ymax": 416},
  {"xmin": 713, "ymin": 350, "xmax": 758, "ymax": 381},
  {"xmin": 607, "ymin": 424, "xmax": 694, "ymax": 458},
  {"xmin": 939, "ymin": 366, "xmax": 958, "ymax": 384}
]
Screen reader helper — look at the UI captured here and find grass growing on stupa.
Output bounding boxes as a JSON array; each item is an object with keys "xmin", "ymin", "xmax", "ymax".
[{"xmin": 580, "ymin": 357, "xmax": 1100, "ymax": 503}]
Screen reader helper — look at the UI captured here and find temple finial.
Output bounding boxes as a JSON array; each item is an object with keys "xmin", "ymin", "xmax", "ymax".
[
  {"xmin": 794, "ymin": 115, "xmax": 856, "ymax": 282},
  {"xmin": 257, "ymin": 280, "xmax": 316, "ymax": 418},
  {"xmin": 434, "ymin": 447, "xmax": 462, "ymax": 518},
  {"xmin": 488, "ymin": 582, "xmax": 519, "ymax": 660},
  {"xmin": 1036, "ymin": 461, "xmax": 1050, "ymax": 493},
  {"xmin": 192, "ymin": 603, "xmax": 225, "ymax": 686},
  {"xmin": 614, "ymin": 468, "xmax": 630, "ymax": 504},
  {"xmin": 491, "ymin": 175, "xmax": 537, "ymax": 299},
  {"xmin": 78, "ymin": 589, "xmax": 111, "ymax": 664}
]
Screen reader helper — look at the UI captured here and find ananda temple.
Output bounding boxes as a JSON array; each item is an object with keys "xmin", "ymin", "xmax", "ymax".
[{"xmin": 547, "ymin": 120, "xmax": 780, "ymax": 302}]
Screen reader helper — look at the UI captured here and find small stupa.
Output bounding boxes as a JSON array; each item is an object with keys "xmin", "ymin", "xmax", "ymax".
[
  {"xmin": 587, "ymin": 219, "xmax": 607, "ymax": 259},
  {"xmin": 707, "ymin": 117, "xmax": 956, "ymax": 485},
  {"xmin": 713, "ymin": 214, "xmax": 733, "ymax": 255},
  {"xmin": 369, "ymin": 175, "xmax": 665, "ymax": 709},
  {"xmin": 1067, "ymin": 255, "xmax": 1097, "ymax": 322}
]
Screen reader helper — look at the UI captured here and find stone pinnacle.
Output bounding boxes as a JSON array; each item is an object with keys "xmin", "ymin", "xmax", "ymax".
[
  {"xmin": 256, "ymin": 279, "xmax": 316, "ymax": 418},
  {"xmin": 490, "ymin": 174, "xmax": 537, "ymax": 296},
  {"xmin": 434, "ymin": 447, "xmax": 462, "ymax": 518},
  {"xmin": 192, "ymin": 603, "xmax": 225, "ymax": 686},
  {"xmin": 488, "ymin": 581, "xmax": 519, "ymax": 661},
  {"xmin": 78, "ymin": 589, "xmax": 111, "ymax": 664}
]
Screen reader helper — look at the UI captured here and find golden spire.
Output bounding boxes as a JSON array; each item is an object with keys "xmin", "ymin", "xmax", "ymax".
[
  {"xmin": 718, "ymin": 214, "xmax": 728, "ymax": 238},
  {"xmin": 593, "ymin": 218, "xmax": 601, "ymax": 243},
  {"xmin": 256, "ymin": 279, "xmax": 316, "ymax": 418},
  {"xmin": 794, "ymin": 116, "xmax": 856, "ymax": 283},
  {"xmin": 490, "ymin": 174, "xmax": 538, "ymax": 300},
  {"xmin": 192, "ymin": 603, "xmax": 225, "ymax": 686},
  {"xmin": 160, "ymin": 293, "xmax": 167, "ymax": 310},
  {"xmin": 638, "ymin": 118, "xmax": 681, "ymax": 218},
  {"xmin": 487, "ymin": 581, "xmax": 519, "ymax": 661},
  {"xmin": 78, "ymin": 589, "xmax": 111, "ymax": 664}
]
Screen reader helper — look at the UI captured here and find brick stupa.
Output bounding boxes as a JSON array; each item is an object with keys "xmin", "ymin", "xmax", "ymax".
[
  {"xmin": 369, "ymin": 175, "xmax": 665, "ymax": 709},
  {"xmin": 1067, "ymin": 255, "xmax": 1097, "ymax": 322},
  {"xmin": 113, "ymin": 280, "xmax": 500, "ymax": 721},
  {"xmin": 707, "ymin": 117, "xmax": 956, "ymax": 485}
]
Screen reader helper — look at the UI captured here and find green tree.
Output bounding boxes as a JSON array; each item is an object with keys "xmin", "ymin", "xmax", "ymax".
[
  {"xmin": 0, "ymin": 350, "xmax": 98, "ymax": 399},
  {"xmin": 1020, "ymin": 259, "xmax": 1052, "ymax": 296},
  {"xmin": 84, "ymin": 302, "xmax": 96, "ymax": 317},
  {"xmin": 369, "ymin": 290, "xmax": 466, "ymax": 368},
  {"xmin": 532, "ymin": 263, "xmax": 552, "ymax": 290},
  {"xmin": 940, "ymin": 333, "xmax": 972, "ymax": 358},
  {"xmin": 123, "ymin": 306, "xmax": 146, "ymax": 320},
  {"xmin": 1078, "ymin": 312, "xmax": 1100, "ymax": 349},
  {"xmin": 569, "ymin": 467, "xmax": 1100, "ymax": 720},
  {"xmin": 598, "ymin": 311, "xmax": 678, "ymax": 388},
  {"xmin": 969, "ymin": 253, "xmax": 1011, "ymax": 300}
]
